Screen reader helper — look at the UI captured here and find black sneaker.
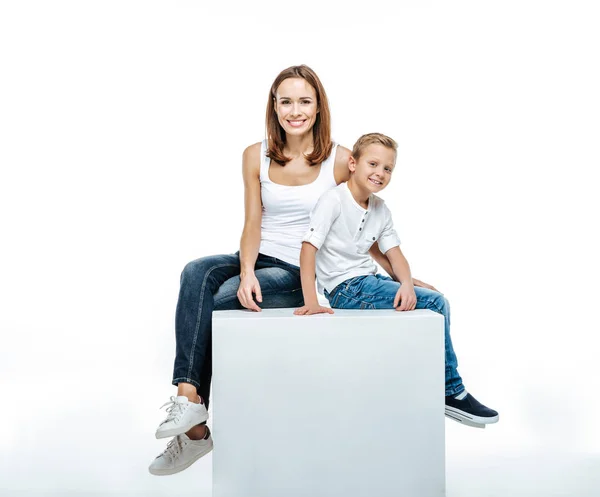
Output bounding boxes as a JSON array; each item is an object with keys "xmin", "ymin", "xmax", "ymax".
[{"xmin": 445, "ymin": 392, "xmax": 499, "ymax": 426}]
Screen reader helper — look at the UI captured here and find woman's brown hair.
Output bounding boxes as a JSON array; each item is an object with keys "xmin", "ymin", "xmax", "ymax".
[{"xmin": 265, "ymin": 65, "xmax": 332, "ymax": 167}]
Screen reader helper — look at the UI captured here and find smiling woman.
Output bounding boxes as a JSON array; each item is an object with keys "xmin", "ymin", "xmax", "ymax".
[{"xmin": 148, "ymin": 65, "xmax": 353, "ymax": 477}]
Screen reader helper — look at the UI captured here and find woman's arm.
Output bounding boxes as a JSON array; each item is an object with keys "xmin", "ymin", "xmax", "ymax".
[
  {"xmin": 333, "ymin": 145, "xmax": 352, "ymax": 184},
  {"xmin": 237, "ymin": 143, "xmax": 264, "ymax": 312}
]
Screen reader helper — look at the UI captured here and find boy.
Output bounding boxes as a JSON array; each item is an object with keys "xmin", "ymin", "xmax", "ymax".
[{"xmin": 294, "ymin": 132, "xmax": 498, "ymax": 427}]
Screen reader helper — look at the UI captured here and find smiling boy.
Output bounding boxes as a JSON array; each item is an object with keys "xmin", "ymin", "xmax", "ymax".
[{"xmin": 295, "ymin": 132, "xmax": 499, "ymax": 427}]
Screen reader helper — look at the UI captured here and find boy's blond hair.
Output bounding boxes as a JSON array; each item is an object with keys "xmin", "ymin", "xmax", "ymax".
[{"xmin": 351, "ymin": 132, "xmax": 398, "ymax": 160}]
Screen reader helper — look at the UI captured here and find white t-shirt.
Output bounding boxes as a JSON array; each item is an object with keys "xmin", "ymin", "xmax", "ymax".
[
  {"xmin": 302, "ymin": 182, "xmax": 401, "ymax": 293},
  {"xmin": 259, "ymin": 140, "xmax": 338, "ymax": 267}
]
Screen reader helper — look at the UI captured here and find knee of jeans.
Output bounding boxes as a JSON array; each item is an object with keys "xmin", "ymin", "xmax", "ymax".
[
  {"xmin": 435, "ymin": 294, "xmax": 450, "ymax": 314},
  {"xmin": 180, "ymin": 257, "xmax": 213, "ymax": 285},
  {"xmin": 423, "ymin": 291, "xmax": 446, "ymax": 313}
]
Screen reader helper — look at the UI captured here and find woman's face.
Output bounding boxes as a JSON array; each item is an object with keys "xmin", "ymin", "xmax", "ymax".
[{"xmin": 274, "ymin": 77, "xmax": 319, "ymax": 137}]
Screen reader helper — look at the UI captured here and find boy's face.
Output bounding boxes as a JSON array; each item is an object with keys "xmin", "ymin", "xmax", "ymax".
[{"xmin": 348, "ymin": 143, "xmax": 396, "ymax": 193}]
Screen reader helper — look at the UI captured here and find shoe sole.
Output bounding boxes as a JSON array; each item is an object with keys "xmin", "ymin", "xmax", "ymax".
[
  {"xmin": 155, "ymin": 411, "xmax": 209, "ymax": 439},
  {"xmin": 148, "ymin": 439, "xmax": 214, "ymax": 476},
  {"xmin": 445, "ymin": 406, "xmax": 499, "ymax": 426}
]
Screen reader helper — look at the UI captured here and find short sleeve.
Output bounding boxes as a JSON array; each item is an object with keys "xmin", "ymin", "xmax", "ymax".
[
  {"xmin": 377, "ymin": 205, "xmax": 401, "ymax": 254},
  {"xmin": 302, "ymin": 191, "xmax": 341, "ymax": 250}
]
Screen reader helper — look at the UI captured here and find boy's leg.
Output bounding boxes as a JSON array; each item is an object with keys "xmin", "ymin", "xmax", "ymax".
[
  {"xmin": 328, "ymin": 275, "xmax": 497, "ymax": 425},
  {"xmin": 413, "ymin": 286, "xmax": 498, "ymax": 426},
  {"xmin": 326, "ymin": 274, "xmax": 400, "ymax": 309},
  {"xmin": 328, "ymin": 275, "xmax": 463, "ymax": 394},
  {"xmin": 413, "ymin": 286, "xmax": 463, "ymax": 396}
]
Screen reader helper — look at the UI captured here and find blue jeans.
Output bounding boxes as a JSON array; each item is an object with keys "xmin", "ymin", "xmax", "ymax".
[
  {"xmin": 324, "ymin": 274, "xmax": 464, "ymax": 396},
  {"xmin": 172, "ymin": 252, "xmax": 304, "ymax": 407}
]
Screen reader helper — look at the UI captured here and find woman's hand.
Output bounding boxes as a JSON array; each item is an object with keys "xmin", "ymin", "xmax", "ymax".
[
  {"xmin": 294, "ymin": 304, "xmax": 334, "ymax": 316},
  {"xmin": 393, "ymin": 283, "xmax": 417, "ymax": 311},
  {"xmin": 237, "ymin": 272, "xmax": 263, "ymax": 312},
  {"xmin": 412, "ymin": 278, "xmax": 440, "ymax": 293}
]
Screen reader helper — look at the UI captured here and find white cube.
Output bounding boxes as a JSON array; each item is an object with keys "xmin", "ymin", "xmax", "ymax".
[{"xmin": 212, "ymin": 308, "xmax": 446, "ymax": 497}]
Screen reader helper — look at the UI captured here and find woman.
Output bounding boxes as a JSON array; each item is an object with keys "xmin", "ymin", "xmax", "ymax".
[
  {"xmin": 148, "ymin": 65, "xmax": 437, "ymax": 476},
  {"xmin": 148, "ymin": 65, "xmax": 351, "ymax": 476}
]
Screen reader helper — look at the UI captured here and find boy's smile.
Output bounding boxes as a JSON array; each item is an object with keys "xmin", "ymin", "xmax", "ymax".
[{"xmin": 348, "ymin": 143, "xmax": 396, "ymax": 198}]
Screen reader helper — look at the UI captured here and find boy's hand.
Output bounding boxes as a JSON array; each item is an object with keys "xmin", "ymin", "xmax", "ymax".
[
  {"xmin": 393, "ymin": 284, "xmax": 417, "ymax": 311},
  {"xmin": 294, "ymin": 304, "xmax": 334, "ymax": 316}
]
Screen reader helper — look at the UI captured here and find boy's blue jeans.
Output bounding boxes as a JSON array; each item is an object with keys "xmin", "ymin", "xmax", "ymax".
[
  {"xmin": 172, "ymin": 252, "xmax": 304, "ymax": 408},
  {"xmin": 324, "ymin": 274, "xmax": 464, "ymax": 396}
]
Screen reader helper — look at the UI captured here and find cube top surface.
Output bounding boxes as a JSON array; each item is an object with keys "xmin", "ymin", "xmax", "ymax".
[{"xmin": 213, "ymin": 308, "xmax": 442, "ymax": 321}]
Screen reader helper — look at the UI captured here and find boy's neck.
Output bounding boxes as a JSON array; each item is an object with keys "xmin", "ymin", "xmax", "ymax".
[
  {"xmin": 346, "ymin": 177, "xmax": 370, "ymax": 209},
  {"xmin": 284, "ymin": 134, "xmax": 314, "ymax": 158}
]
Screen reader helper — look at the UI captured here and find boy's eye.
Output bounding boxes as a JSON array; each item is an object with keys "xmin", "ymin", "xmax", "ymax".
[
  {"xmin": 385, "ymin": 167, "xmax": 393, "ymax": 173},
  {"xmin": 369, "ymin": 162, "xmax": 377, "ymax": 167}
]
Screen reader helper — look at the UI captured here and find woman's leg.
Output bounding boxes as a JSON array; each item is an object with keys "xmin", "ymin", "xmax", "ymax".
[
  {"xmin": 172, "ymin": 254, "xmax": 242, "ymax": 394},
  {"xmin": 197, "ymin": 258, "xmax": 304, "ymax": 408}
]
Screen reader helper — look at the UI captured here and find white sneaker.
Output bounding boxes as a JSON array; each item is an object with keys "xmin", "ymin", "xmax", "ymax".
[
  {"xmin": 148, "ymin": 432, "xmax": 213, "ymax": 476},
  {"xmin": 155, "ymin": 395, "xmax": 209, "ymax": 439}
]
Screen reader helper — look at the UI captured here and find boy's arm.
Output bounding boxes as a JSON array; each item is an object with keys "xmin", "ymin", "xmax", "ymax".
[
  {"xmin": 377, "ymin": 206, "xmax": 416, "ymax": 311},
  {"xmin": 386, "ymin": 246, "xmax": 417, "ymax": 311},
  {"xmin": 386, "ymin": 246, "xmax": 413, "ymax": 286},
  {"xmin": 294, "ymin": 192, "xmax": 340, "ymax": 316},
  {"xmin": 369, "ymin": 242, "xmax": 396, "ymax": 280},
  {"xmin": 294, "ymin": 242, "xmax": 333, "ymax": 315}
]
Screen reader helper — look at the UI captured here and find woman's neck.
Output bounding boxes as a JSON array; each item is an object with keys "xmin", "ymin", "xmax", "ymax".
[{"xmin": 284, "ymin": 134, "xmax": 314, "ymax": 159}]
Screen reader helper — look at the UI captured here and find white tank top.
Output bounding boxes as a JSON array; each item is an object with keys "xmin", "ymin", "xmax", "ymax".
[{"xmin": 259, "ymin": 139, "xmax": 338, "ymax": 267}]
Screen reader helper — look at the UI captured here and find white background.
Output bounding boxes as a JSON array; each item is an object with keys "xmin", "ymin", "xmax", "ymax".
[{"xmin": 1, "ymin": 1, "xmax": 599, "ymax": 496}]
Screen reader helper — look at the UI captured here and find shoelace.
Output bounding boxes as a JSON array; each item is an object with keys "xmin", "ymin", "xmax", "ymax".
[
  {"xmin": 162, "ymin": 435, "xmax": 186, "ymax": 462},
  {"xmin": 159, "ymin": 396, "xmax": 187, "ymax": 425}
]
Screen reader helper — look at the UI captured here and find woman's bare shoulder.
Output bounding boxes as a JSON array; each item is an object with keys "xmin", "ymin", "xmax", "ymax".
[
  {"xmin": 333, "ymin": 145, "xmax": 351, "ymax": 183},
  {"xmin": 242, "ymin": 142, "xmax": 262, "ymax": 175},
  {"xmin": 335, "ymin": 145, "xmax": 351, "ymax": 162},
  {"xmin": 243, "ymin": 141, "xmax": 262, "ymax": 159}
]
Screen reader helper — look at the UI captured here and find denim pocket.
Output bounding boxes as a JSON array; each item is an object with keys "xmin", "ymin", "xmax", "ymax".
[
  {"xmin": 334, "ymin": 290, "xmax": 375, "ymax": 310},
  {"xmin": 343, "ymin": 275, "xmax": 368, "ymax": 296}
]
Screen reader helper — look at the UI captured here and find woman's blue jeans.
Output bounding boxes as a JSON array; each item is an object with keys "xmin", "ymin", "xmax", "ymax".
[
  {"xmin": 172, "ymin": 253, "xmax": 304, "ymax": 407},
  {"xmin": 324, "ymin": 274, "xmax": 464, "ymax": 396}
]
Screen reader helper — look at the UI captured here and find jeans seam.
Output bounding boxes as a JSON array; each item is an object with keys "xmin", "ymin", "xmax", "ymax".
[
  {"xmin": 172, "ymin": 376, "xmax": 201, "ymax": 390},
  {"xmin": 186, "ymin": 263, "xmax": 239, "ymax": 382},
  {"xmin": 214, "ymin": 286, "xmax": 302, "ymax": 308}
]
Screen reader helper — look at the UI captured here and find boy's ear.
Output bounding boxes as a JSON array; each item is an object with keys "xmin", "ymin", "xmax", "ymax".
[{"xmin": 348, "ymin": 155, "xmax": 356, "ymax": 172}]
